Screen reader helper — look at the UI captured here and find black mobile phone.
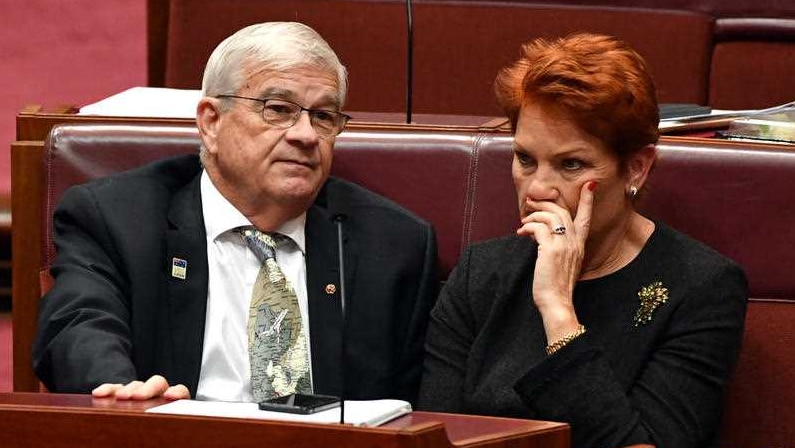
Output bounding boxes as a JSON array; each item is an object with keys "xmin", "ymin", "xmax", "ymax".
[{"xmin": 258, "ymin": 393, "xmax": 341, "ymax": 415}]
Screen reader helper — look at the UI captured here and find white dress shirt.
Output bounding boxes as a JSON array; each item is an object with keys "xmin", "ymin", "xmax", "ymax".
[{"xmin": 195, "ymin": 171, "xmax": 312, "ymax": 402}]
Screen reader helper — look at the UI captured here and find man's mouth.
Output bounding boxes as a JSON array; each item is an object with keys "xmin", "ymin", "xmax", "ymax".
[{"xmin": 278, "ymin": 159, "xmax": 315, "ymax": 168}]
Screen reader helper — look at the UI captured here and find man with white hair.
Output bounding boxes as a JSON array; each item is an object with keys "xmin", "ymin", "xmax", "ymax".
[{"xmin": 33, "ymin": 22, "xmax": 438, "ymax": 404}]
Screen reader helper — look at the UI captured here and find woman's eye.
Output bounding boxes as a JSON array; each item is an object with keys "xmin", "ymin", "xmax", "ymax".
[
  {"xmin": 562, "ymin": 159, "xmax": 584, "ymax": 170},
  {"xmin": 515, "ymin": 152, "xmax": 534, "ymax": 166}
]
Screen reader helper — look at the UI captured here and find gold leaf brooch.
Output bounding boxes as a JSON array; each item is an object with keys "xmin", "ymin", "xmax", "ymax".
[{"xmin": 633, "ymin": 281, "xmax": 669, "ymax": 326}]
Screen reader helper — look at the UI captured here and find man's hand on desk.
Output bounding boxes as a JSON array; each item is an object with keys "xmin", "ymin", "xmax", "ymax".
[{"xmin": 92, "ymin": 374, "xmax": 190, "ymax": 400}]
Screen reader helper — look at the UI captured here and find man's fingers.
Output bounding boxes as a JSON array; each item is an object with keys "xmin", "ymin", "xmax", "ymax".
[
  {"xmin": 163, "ymin": 384, "xmax": 191, "ymax": 400},
  {"xmin": 91, "ymin": 375, "xmax": 186, "ymax": 401},
  {"xmin": 129, "ymin": 375, "xmax": 170, "ymax": 400},
  {"xmin": 91, "ymin": 383, "xmax": 124, "ymax": 397},
  {"xmin": 113, "ymin": 380, "xmax": 145, "ymax": 399},
  {"xmin": 91, "ymin": 375, "xmax": 185, "ymax": 401}
]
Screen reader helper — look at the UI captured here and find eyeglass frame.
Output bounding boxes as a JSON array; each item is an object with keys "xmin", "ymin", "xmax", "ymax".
[{"xmin": 215, "ymin": 94, "xmax": 352, "ymax": 137}]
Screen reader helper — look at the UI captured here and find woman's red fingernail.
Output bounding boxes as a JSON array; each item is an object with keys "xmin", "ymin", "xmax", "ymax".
[{"xmin": 587, "ymin": 181, "xmax": 597, "ymax": 191}]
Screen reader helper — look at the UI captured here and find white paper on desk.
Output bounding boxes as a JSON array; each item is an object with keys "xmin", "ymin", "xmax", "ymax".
[
  {"xmin": 146, "ymin": 398, "xmax": 411, "ymax": 427},
  {"xmin": 78, "ymin": 86, "xmax": 202, "ymax": 118}
]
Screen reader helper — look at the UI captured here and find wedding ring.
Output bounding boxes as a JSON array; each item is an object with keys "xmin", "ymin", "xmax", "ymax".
[{"xmin": 553, "ymin": 225, "xmax": 567, "ymax": 235}]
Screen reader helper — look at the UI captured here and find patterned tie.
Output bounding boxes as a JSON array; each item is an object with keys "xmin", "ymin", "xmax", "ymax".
[{"xmin": 238, "ymin": 227, "xmax": 311, "ymax": 401}]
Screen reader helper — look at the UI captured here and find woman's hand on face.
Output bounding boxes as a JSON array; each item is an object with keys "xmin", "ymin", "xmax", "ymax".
[{"xmin": 517, "ymin": 181, "xmax": 595, "ymax": 340}]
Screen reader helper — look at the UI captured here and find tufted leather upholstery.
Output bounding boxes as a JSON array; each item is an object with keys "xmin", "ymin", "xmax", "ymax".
[{"xmin": 19, "ymin": 123, "xmax": 795, "ymax": 446}]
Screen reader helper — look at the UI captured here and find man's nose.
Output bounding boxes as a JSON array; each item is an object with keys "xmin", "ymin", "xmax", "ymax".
[{"xmin": 286, "ymin": 111, "xmax": 320, "ymax": 144}]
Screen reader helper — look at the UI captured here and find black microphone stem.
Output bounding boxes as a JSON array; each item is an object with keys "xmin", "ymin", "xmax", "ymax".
[
  {"xmin": 334, "ymin": 215, "xmax": 347, "ymax": 424},
  {"xmin": 406, "ymin": 0, "xmax": 414, "ymax": 124}
]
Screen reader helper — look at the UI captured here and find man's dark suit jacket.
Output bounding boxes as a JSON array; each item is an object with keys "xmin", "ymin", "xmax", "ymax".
[{"xmin": 33, "ymin": 154, "xmax": 438, "ymax": 404}]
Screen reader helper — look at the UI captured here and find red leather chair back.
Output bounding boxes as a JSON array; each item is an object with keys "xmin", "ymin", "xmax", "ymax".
[{"xmin": 42, "ymin": 124, "xmax": 477, "ymax": 276}]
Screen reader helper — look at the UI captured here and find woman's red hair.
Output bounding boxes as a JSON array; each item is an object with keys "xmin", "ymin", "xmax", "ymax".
[{"xmin": 495, "ymin": 33, "xmax": 659, "ymax": 159}]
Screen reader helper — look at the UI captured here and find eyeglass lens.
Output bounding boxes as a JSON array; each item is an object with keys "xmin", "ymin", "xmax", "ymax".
[{"xmin": 262, "ymin": 99, "xmax": 345, "ymax": 136}]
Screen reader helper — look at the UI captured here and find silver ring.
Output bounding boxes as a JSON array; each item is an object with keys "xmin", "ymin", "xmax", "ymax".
[{"xmin": 553, "ymin": 225, "xmax": 567, "ymax": 235}]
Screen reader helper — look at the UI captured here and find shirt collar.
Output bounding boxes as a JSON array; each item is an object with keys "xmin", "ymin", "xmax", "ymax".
[{"xmin": 200, "ymin": 170, "xmax": 306, "ymax": 253}]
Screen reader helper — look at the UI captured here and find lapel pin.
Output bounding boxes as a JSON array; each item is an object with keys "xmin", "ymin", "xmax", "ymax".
[
  {"xmin": 172, "ymin": 257, "xmax": 187, "ymax": 280},
  {"xmin": 325, "ymin": 283, "xmax": 337, "ymax": 295},
  {"xmin": 634, "ymin": 281, "xmax": 668, "ymax": 326}
]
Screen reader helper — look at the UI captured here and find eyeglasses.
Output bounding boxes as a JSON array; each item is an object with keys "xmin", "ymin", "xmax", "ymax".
[{"xmin": 215, "ymin": 95, "xmax": 351, "ymax": 138}]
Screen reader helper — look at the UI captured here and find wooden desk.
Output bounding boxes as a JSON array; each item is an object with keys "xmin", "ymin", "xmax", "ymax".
[{"xmin": 0, "ymin": 393, "xmax": 569, "ymax": 448}]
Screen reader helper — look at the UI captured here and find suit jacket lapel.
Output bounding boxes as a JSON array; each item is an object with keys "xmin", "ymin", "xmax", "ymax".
[
  {"xmin": 305, "ymin": 204, "xmax": 357, "ymax": 396},
  {"xmin": 164, "ymin": 174, "xmax": 209, "ymax": 396}
]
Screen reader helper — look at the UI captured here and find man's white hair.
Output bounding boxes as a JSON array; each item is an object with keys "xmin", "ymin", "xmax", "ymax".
[{"xmin": 201, "ymin": 22, "xmax": 348, "ymax": 106}]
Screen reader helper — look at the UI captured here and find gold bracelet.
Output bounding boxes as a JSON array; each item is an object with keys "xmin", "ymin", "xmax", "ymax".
[{"xmin": 545, "ymin": 324, "xmax": 586, "ymax": 356}]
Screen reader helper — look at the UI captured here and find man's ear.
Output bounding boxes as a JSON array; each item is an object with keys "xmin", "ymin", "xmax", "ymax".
[
  {"xmin": 628, "ymin": 144, "xmax": 657, "ymax": 191},
  {"xmin": 196, "ymin": 98, "xmax": 222, "ymax": 155}
]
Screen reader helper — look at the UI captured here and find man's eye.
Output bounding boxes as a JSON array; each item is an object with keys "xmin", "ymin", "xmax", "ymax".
[
  {"xmin": 312, "ymin": 111, "xmax": 336, "ymax": 124},
  {"xmin": 265, "ymin": 102, "xmax": 296, "ymax": 115},
  {"xmin": 562, "ymin": 159, "xmax": 584, "ymax": 170}
]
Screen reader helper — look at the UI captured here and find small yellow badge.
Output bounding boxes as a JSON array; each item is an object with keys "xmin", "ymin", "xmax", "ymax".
[
  {"xmin": 171, "ymin": 257, "xmax": 187, "ymax": 280},
  {"xmin": 634, "ymin": 281, "xmax": 668, "ymax": 326},
  {"xmin": 325, "ymin": 284, "xmax": 337, "ymax": 295}
]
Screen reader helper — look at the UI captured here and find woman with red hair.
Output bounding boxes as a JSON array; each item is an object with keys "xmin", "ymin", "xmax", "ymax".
[{"xmin": 419, "ymin": 34, "xmax": 746, "ymax": 448}]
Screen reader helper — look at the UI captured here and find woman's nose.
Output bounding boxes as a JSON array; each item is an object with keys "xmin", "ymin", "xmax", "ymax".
[{"xmin": 522, "ymin": 168, "xmax": 560, "ymax": 202}]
